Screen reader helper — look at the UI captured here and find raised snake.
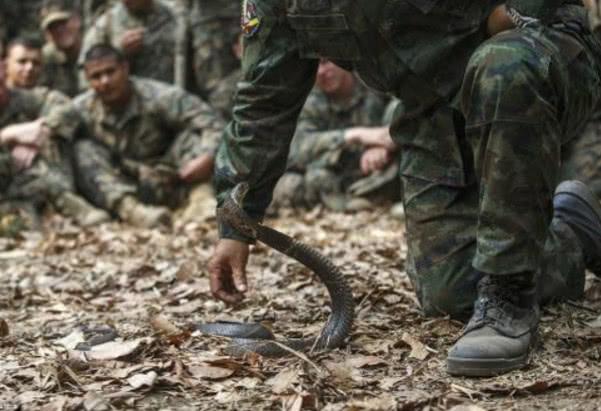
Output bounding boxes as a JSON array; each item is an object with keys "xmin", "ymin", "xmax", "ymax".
[{"xmin": 197, "ymin": 182, "xmax": 355, "ymax": 357}]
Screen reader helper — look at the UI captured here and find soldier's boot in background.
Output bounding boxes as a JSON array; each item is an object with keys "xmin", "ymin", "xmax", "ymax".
[
  {"xmin": 56, "ymin": 192, "xmax": 111, "ymax": 227},
  {"xmin": 117, "ymin": 196, "xmax": 171, "ymax": 228},
  {"xmin": 446, "ymin": 272, "xmax": 539, "ymax": 377},
  {"xmin": 554, "ymin": 180, "xmax": 601, "ymax": 276}
]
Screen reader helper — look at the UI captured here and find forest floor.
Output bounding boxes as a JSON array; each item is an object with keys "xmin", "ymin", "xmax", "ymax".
[{"xmin": 1, "ymin": 196, "xmax": 601, "ymax": 411}]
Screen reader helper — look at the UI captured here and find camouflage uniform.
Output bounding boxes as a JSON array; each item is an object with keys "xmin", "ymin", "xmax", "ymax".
[
  {"xmin": 0, "ymin": 87, "xmax": 80, "ymax": 205},
  {"xmin": 272, "ymin": 82, "xmax": 397, "ymax": 209},
  {"xmin": 73, "ymin": 77, "xmax": 223, "ymax": 212},
  {"xmin": 189, "ymin": 0, "xmax": 240, "ymax": 98},
  {"xmin": 39, "ymin": 43, "xmax": 81, "ymax": 97},
  {"xmin": 80, "ymin": 0, "xmax": 179, "ymax": 84},
  {"xmin": 560, "ymin": 114, "xmax": 601, "ymax": 199},
  {"xmin": 215, "ymin": 1, "xmax": 601, "ymax": 319}
]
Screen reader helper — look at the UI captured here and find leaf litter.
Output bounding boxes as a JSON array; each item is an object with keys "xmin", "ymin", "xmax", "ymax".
[{"xmin": 0, "ymin": 206, "xmax": 600, "ymax": 410}]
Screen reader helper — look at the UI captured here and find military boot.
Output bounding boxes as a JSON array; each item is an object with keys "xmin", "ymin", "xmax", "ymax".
[
  {"xmin": 447, "ymin": 273, "xmax": 539, "ymax": 376},
  {"xmin": 55, "ymin": 192, "xmax": 111, "ymax": 227},
  {"xmin": 117, "ymin": 196, "xmax": 171, "ymax": 228},
  {"xmin": 553, "ymin": 180, "xmax": 601, "ymax": 276}
]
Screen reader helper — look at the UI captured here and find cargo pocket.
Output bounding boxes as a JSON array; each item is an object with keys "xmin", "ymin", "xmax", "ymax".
[{"xmin": 287, "ymin": 14, "xmax": 361, "ymax": 61}]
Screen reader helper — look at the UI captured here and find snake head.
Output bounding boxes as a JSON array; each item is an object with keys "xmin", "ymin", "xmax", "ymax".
[
  {"xmin": 219, "ymin": 182, "xmax": 258, "ymax": 239},
  {"xmin": 230, "ymin": 182, "xmax": 250, "ymax": 208}
]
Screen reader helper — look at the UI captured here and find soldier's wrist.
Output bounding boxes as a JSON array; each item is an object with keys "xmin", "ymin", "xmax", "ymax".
[{"xmin": 218, "ymin": 220, "xmax": 256, "ymax": 244}]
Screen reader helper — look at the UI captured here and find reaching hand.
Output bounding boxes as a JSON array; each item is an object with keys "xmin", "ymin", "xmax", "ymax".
[
  {"xmin": 208, "ymin": 239, "xmax": 250, "ymax": 304},
  {"xmin": 344, "ymin": 126, "xmax": 396, "ymax": 149}
]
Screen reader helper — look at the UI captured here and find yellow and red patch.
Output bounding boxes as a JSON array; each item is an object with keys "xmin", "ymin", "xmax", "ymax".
[{"xmin": 241, "ymin": 0, "xmax": 261, "ymax": 37}]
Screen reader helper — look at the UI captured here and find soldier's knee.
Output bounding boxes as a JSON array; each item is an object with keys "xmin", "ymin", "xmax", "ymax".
[{"xmin": 463, "ymin": 33, "xmax": 551, "ymax": 123}]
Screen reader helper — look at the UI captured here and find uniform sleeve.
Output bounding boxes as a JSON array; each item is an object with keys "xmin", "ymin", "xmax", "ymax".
[
  {"xmin": 214, "ymin": 0, "xmax": 318, "ymax": 241},
  {"xmin": 162, "ymin": 86, "xmax": 225, "ymax": 167},
  {"xmin": 40, "ymin": 90, "xmax": 81, "ymax": 140}
]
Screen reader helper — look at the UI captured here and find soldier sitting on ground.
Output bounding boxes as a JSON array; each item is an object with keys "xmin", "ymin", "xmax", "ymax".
[
  {"xmin": 3, "ymin": 37, "xmax": 44, "ymax": 90},
  {"xmin": 272, "ymin": 59, "xmax": 400, "ymax": 212},
  {"xmin": 73, "ymin": 44, "xmax": 224, "ymax": 228},
  {"xmin": 0, "ymin": 59, "xmax": 110, "ymax": 228},
  {"xmin": 80, "ymin": 0, "xmax": 183, "ymax": 86}
]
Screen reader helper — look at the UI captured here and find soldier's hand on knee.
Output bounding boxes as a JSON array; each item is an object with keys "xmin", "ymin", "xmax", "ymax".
[
  {"xmin": 11, "ymin": 144, "xmax": 38, "ymax": 170},
  {"xmin": 178, "ymin": 154, "xmax": 215, "ymax": 183},
  {"xmin": 360, "ymin": 147, "xmax": 390, "ymax": 175},
  {"xmin": 208, "ymin": 239, "xmax": 249, "ymax": 304},
  {"xmin": 121, "ymin": 28, "xmax": 145, "ymax": 55}
]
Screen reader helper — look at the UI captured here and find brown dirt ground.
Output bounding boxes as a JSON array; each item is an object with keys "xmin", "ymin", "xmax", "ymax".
[{"xmin": 1, "ymin": 204, "xmax": 600, "ymax": 411}]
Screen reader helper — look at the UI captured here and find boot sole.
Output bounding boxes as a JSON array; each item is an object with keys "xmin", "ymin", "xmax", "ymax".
[{"xmin": 446, "ymin": 354, "xmax": 528, "ymax": 377}]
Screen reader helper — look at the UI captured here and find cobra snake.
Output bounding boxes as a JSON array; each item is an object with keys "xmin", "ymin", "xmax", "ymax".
[{"xmin": 197, "ymin": 182, "xmax": 355, "ymax": 357}]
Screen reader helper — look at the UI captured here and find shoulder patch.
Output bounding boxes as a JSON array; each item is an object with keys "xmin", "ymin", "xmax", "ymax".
[{"xmin": 241, "ymin": 0, "xmax": 261, "ymax": 38}]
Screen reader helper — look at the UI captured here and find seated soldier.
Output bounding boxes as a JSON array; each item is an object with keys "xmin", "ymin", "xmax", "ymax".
[
  {"xmin": 74, "ymin": 44, "xmax": 223, "ymax": 228},
  {"xmin": 38, "ymin": 0, "xmax": 85, "ymax": 97},
  {"xmin": 272, "ymin": 59, "xmax": 400, "ymax": 211},
  {"xmin": 0, "ymin": 59, "xmax": 110, "ymax": 228},
  {"xmin": 80, "ymin": 0, "xmax": 183, "ymax": 86},
  {"xmin": 4, "ymin": 37, "xmax": 44, "ymax": 90}
]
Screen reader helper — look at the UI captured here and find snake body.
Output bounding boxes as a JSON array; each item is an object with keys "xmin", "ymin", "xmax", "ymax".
[{"xmin": 197, "ymin": 182, "xmax": 355, "ymax": 357}]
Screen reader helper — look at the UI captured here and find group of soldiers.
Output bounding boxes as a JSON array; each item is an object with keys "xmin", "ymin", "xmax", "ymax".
[
  {"xmin": 0, "ymin": 0, "xmax": 405, "ymax": 232},
  {"xmin": 4, "ymin": 0, "xmax": 601, "ymax": 380}
]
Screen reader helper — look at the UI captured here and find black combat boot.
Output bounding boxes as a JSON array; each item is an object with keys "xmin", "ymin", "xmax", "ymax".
[
  {"xmin": 553, "ymin": 180, "xmax": 601, "ymax": 276},
  {"xmin": 447, "ymin": 273, "xmax": 539, "ymax": 376}
]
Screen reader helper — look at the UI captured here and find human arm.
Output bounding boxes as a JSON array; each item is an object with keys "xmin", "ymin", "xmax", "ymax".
[{"xmin": 210, "ymin": 0, "xmax": 317, "ymax": 302}]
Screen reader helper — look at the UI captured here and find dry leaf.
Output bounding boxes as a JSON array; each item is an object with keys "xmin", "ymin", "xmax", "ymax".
[
  {"xmin": 150, "ymin": 314, "xmax": 181, "ymax": 335},
  {"xmin": 188, "ymin": 364, "xmax": 235, "ymax": 380},
  {"xmin": 282, "ymin": 394, "xmax": 303, "ymax": 411},
  {"xmin": 127, "ymin": 370, "xmax": 158, "ymax": 389},
  {"xmin": 449, "ymin": 405, "xmax": 487, "ymax": 411},
  {"xmin": 83, "ymin": 391, "xmax": 110, "ymax": 411},
  {"xmin": 76, "ymin": 339, "xmax": 146, "ymax": 361},
  {"xmin": 57, "ymin": 329, "xmax": 86, "ymax": 350},
  {"xmin": 345, "ymin": 355, "xmax": 387, "ymax": 369},
  {"xmin": 401, "ymin": 332, "xmax": 430, "ymax": 360},
  {"xmin": 266, "ymin": 368, "xmax": 300, "ymax": 394}
]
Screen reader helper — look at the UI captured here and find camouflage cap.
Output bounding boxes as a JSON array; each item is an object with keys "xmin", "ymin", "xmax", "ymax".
[{"xmin": 40, "ymin": 5, "xmax": 71, "ymax": 30}]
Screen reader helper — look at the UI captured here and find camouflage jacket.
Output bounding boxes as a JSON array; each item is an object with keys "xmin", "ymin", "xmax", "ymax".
[
  {"xmin": 74, "ymin": 77, "xmax": 223, "ymax": 168},
  {"xmin": 40, "ymin": 43, "xmax": 81, "ymax": 98},
  {"xmin": 288, "ymin": 82, "xmax": 389, "ymax": 172},
  {"xmin": 80, "ymin": 0, "xmax": 179, "ymax": 84}
]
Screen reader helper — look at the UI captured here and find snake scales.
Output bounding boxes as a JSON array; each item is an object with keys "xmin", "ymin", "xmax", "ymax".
[{"xmin": 197, "ymin": 182, "xmax": 355, "ymax": 357}]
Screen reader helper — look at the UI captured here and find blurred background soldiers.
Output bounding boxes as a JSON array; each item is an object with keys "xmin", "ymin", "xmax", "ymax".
[
  {"xmin": 0, "ymin": 60, "xmax": 109, "ymax": 228},
  {"xmin": 74, "ymin": 45, "xmax": 223, "ymax": 228},
  {"xmin": 4, "ymin": 38, "xmax": 44, "ymax": 89},
  {"xmin": 0, "ymin": 1, "xmax": 45, "ymax": 44},
  {"xmin": 39, "ymin": 0, "xmax": 85, "ymax": 97},
  {"xmin": 189, "ymin": 0, "xmax": 240, "ymax": 99},
  {"xmin": 205, "ymin": 32, "xmax": 242, "ymax": 121},
  {"xmin": 272, "ymin": 59, "xmax": 400, "ymax": 211},
  {"xmin": 80, "ymin": 0, "xmax": 182, "ymax": 86}
]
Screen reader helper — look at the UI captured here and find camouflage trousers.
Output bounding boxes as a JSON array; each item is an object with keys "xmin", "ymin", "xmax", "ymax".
[
  {"xmin": 401, "ymin": 25, "xmax": 601, "ymax": 319},
  {"xmin": 560, "ymin": 114, "xmax": 601, "ymax": 198},
  {"xmin": 74, "ymin": 139, "xmax": 188, "ymax": 212}
]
